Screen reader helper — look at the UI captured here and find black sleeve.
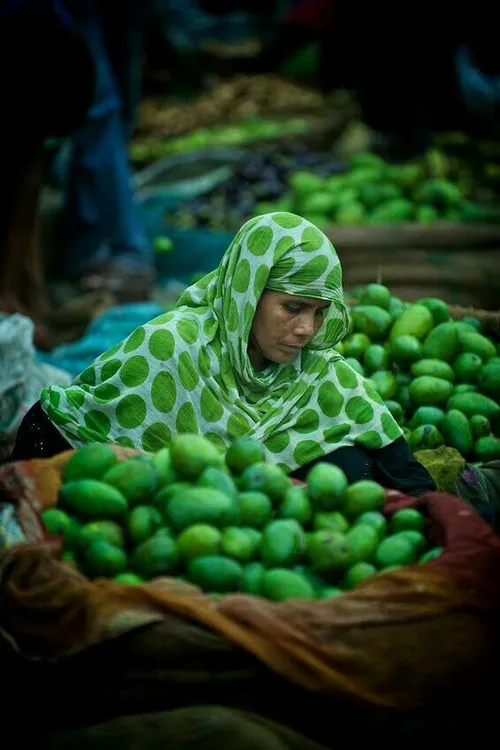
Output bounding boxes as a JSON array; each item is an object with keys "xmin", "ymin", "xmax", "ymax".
[
  {"xmin": 291, "ymin": 437, "xmax": 436, "ymax": 497},
  {"xmin": 370, "ymin": 436, "xmax": 436, "ymax": 497}
]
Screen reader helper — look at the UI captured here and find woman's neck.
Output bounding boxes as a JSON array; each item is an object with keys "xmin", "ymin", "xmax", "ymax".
[{"xmin": 247, "ymin": 341, "xmax": 266, "ymax": 371}]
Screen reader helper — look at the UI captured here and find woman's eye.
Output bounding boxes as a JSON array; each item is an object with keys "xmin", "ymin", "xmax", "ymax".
[{"xmin": 286, "ymin": 305, "xmax": 302, "ymax": 314}]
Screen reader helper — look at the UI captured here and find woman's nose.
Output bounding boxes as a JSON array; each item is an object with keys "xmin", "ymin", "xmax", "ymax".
[{"xmin": 294, "ymin": 313, "xmax": 315, "ymax": 337}]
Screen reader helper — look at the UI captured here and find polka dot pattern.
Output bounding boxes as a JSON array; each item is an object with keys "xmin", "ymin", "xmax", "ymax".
[{"xmin": 41, "ymin": 212, "xmax": 402, "ymax": 466}]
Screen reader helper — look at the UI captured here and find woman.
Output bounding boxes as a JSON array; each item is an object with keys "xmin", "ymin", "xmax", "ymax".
[{"xmin": 12, "ymin": 213, "xmax": 434, "ymax": 495}]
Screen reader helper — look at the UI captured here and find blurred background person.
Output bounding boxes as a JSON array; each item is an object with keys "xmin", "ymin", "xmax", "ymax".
[
  {"xmin": 0, "ymin": 0, "xmax": 95, "ymax": 347},
  {"xmin": 53, "ymin": 0, "xmax": 156, "ymax": 301}
]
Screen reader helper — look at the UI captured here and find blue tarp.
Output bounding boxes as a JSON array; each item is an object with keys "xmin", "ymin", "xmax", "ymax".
[{"xmin": 37, "ymin": 302, "xmax": 166, "ymax": 378}]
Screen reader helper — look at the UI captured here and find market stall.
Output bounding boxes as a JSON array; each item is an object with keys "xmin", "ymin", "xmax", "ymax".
[{"xmin": 128, "ymin": 80, "xmax": 500, "ymax": 309}]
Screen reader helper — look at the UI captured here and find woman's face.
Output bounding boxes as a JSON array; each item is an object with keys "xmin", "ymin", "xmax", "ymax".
[{"xmin": 248, "ymin": 291, "xmax": 330, "ymax": 370}]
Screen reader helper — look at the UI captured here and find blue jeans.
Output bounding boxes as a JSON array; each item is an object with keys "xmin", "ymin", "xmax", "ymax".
[{"xmin": 60, "ymin": 1, "xmax": 152, "ymax": 278}]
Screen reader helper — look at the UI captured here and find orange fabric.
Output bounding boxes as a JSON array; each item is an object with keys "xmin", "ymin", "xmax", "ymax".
[{"xmin": 1, "ymin": 452, "xmax": 500, "ymax": 710}]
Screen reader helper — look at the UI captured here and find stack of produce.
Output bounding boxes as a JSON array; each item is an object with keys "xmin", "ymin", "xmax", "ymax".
[
  {"xmin": 136, "ymin": 76, "xmax": 325, "ymax": 140},
  {"xmin": 264, "ymin": 150, "xmax": 500, "ymax": 226},
  {"xmin": 163, "ymin": 143, "xmax": 345, "ymax": 231},
  {"xmin": 41, "ymin": 436, "xmax": 441, "ymax": 599},
  {"xmin": 343, "ymin": 285, "xmax": 500, "ymax": 461},
  {"xmin": 160, "ymin": 146, "xmax": 500, "ymax": 232},
  {"xmin": 130, "ymin": 116, "xmax": 311, "ymax": 166}
]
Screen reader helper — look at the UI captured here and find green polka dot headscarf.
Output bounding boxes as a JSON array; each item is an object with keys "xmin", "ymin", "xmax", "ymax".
[{"xmin": 41, "ymin": 213, "xmax": 402, "ymax": 469}]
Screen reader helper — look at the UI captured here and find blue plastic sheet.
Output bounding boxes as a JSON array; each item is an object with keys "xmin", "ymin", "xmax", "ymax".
[
  {"xmin": 138, "ymin": 193, "xmax": 234, "ymax": 283},
  {"xmin": 37, "ymin": 302, "xmax": 166, "ymax": 378}
]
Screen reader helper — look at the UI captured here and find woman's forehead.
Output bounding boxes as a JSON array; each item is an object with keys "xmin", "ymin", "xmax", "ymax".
[{"xmin": 275, "ymin": 292, "xmax": 330, "ymax": 308}]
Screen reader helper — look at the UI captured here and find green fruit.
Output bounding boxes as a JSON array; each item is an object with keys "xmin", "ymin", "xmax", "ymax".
[
  {"xmin": 313, "ymin": 511, "xmax": 350, "ymax": 533},
  {"xmin": 166, "ymin": 487, "xmax": 237, "ymax": 530},
  {"xmin": 41, "ymin": 508, "xmax": 73, "ymax": 538},
  {"xmin": 242, "ymin": 562, "xmax": 266, "ymax": 595},
  {"xmin": 293, "ymin": 565, "xmax": 328, "ymax": 594},
  {"xmin": 170, "ymin": 434, "xmax": 223, "ymax": 480},
  {"xmin": 408, "ymin": 424, "xmax": 444, "ymax": 452},
  {"xmin": 390, "ymin": 335, "xmax": 423, "ymax": 365},
  {"xmin": 409, "ymin": 406, "xmax": 444, "ymax": 429},
  {"xmin": 368, "ymin": 198, "xmax": 413, "ymax": 223},
  {"xmin": 221, "ymin": 527, "xmax": 256, "ymax": 562},
  {"xmin": 78, "ymin": 520, "xmax": 125, "ymax": 549},
  {"xmin": 318, "ymin": 587, "xmax": 343, "ymax": 598},
  {"xmin": 454, "ymin": 383, "xmax": 477, "ymax": 394},
  {"xmin": 343, "ymin": 562, "xmax": 377, "ymax": 589},
  {"xmin": 474, "ymin": 436, "xmax": 500, "ymax": 461},
  {"xmin": 441, "ymin": 409, "xmax": 474, "ymax": 455},
  {"xmin": 358, "ymin": 283, "xmax": 392, "ymax": 310},
  {"xmin": 153, "ymin": 481, "xmax": 191, "ymax": 509},
  {"xmin": 59, "ymin": 479, "xmax": 128, "ymax": 519},
  {"xmin": 370, "ymin": 370, "xmax": 398, "ymax": 400},
  {"xmin": 346, "ymin": 524, "xmax": 379, "ymax": 563},
  {"xmin": 62, "ymin": 444, "xmax": 118, "ymax": 482},
  {"xmin": 62, "ymin": 517, "xmax": 82, "ymax": 550},
  {"xmin": 351, "ymin": 305, "xmax": 393, "ymax": 340},
  {"xmin": 343, "ymin": 480, "xmax": 386, "ymax": 519},
  {"xmin": 411, "ymin": 359, "xmax": 455, "ymax": 382},
  {"xmin": 103, "ymin": 460, "xmax": 158, "ymax": 506},
  {"xmin": 343, "ymin": 333, "xmax": 371, "ymax": 359},
  {"xmin": 389, "ymin": 508, "xmax": 425, "ymax": 533},
  {"xmin": 396, "ymin": 385, "xmax": 411, "ymax": 411},
  {"xmin": 389, "ymin": 304, "xmax": 434, "ymax": 342},
  {"xmin": 459, "ymin": 331, "xmax": 496, "ymax": 362},
  {"xmin": 397, "ymin": 530, "xmax": 427, "ymax": 554},
  {"xmin": 262, "ymin": 569, "xmax": 316, "ymax": 601},
  {"xmin": 114, "ymin": 572, "xmax": 145, "ymax": 585},
  {"xmin": 419, "ymin": 547, "xmax": 444, "ymax": 563},
  {"xmin": 447, "ymin": 393, "xmax": 500, "ymax": 420},
  {"xmin": 278, "ymin": 485, "xmax": 312, "ymax": 524},
  {"xmin": 238, "ymin": 491, "xmax": 273, "ymax": 528},
  {"xmin": 127, "ymin": 506, "xmax": 164, "ymax": 546},
  {"xmin": 478, "ymin": 361, "xmax": 500, "ymax": 397},
  {"xmin": 409, "ymin": 376, "xmax": 454, "ymax": 406},
  {"xmin": 83, "ymin": 541, "xmax": 127, "ymax": 578},
  {"xmin": 422, "ymin": 322, "xmax": 460, "ymax": 361},
  {"xmin": 260, "ymin": 519, "xmax": 305, "ymax": 567},
  {"xmin": 307, "ymin": 463, "xmax": 348, "ymax": 510},
  {"xmin": 307, "ymin": 531, "xmax": 352, "ymax": 575},
  {"xmin": 153, "ymin": 447, "xmax": 176, "ymax": 485},
  {"xmin": 374, "ymin": 534, "xmax": 417, "ymax": 568},
  {"xmin": 239, "ymin": 462, "xmax": 292, "ymax": 504},
  {"xmin": 354, "ymin": 510, "xmax": 387, "ymax": 539},
  {"xmin": 385, "ymin": 400, "xmax": 404, "ymax": 422},
  {"xmin": 131, "ymin": 535, "xmax": 180, "ymax": 579},
  {"xmin": 240, "ymin": 527, "xmax": 262, "ymax": 556},
  {"xmin": 187, "ymin": 555, "xmax": 243, "ymax": 593},
  {"xmin": 225, "ymin": 437, "xmax": 265, "ymax": 475},
  {"xmin": 469, "ymin": 415, "xmax": 491, "ymax": 439},
  {"xmin": 176, "ymin": 524, "xmax": 222, "ymax": 560},
  {"xmin": 460, "ymin": 315, "xmax": 482, "ymax": 332},
  {"xmin": 197, "ymin": 467, "xmax": 238, "ymax": 500},
  {"xmin": 336, "ymin": 201, "xmax": 365, "ymax": 226},
  {"xmin": 452, "ymin": 352, "xmax": 483, "ymax": 383},
  {"xmin": 416, "ymin": 298, "xmax": 450, "ymax": 325}
]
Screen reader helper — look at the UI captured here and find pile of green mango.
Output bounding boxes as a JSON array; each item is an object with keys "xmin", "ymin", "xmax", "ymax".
[
  {"xmin": 339, "ymin": 285, "xmax": 500, "ymax": 460},
  {"xmin": 256, "ymin": 149, "xmax": 500, "ymax": 227},
  {"xmin": 41, "ymin": 435, "xmax": 441, "ymax": 600},
  {"xmin": 130, "ymin": 117, "xmax": 309, "ymax": 165}
]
